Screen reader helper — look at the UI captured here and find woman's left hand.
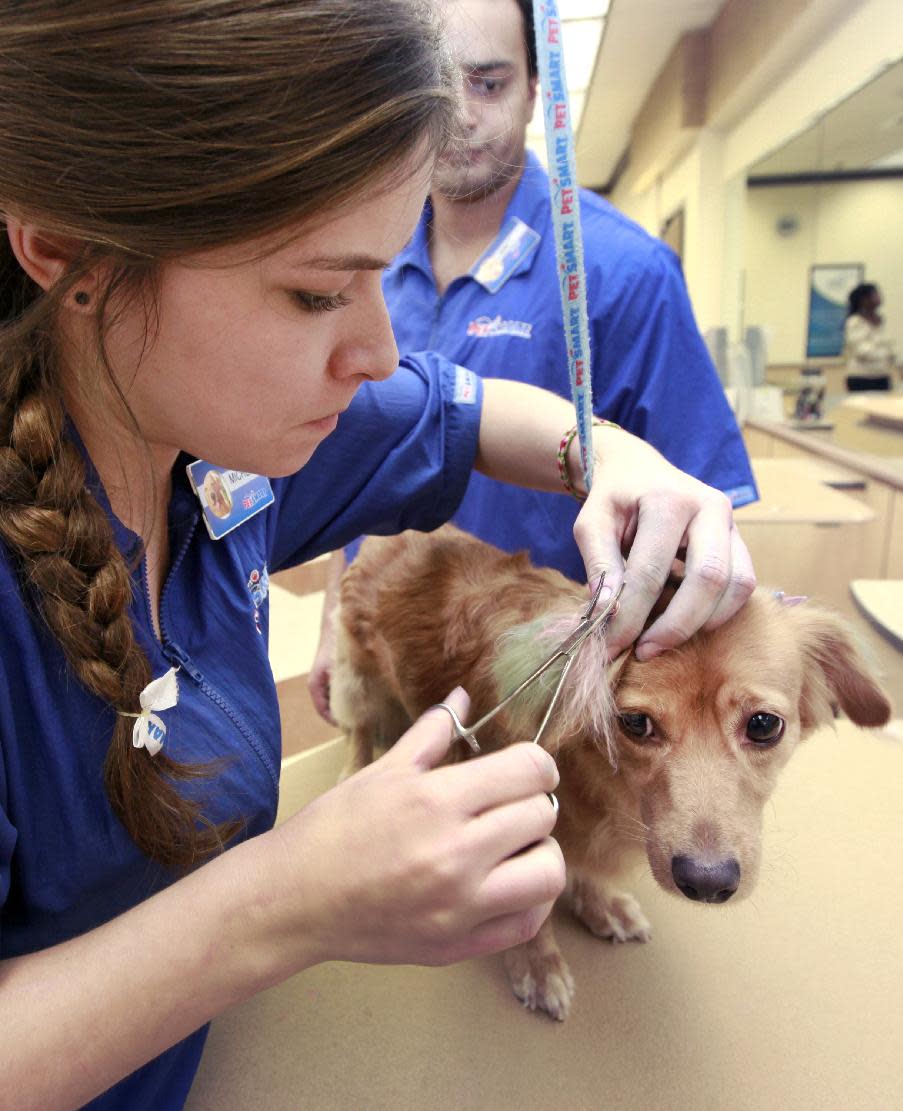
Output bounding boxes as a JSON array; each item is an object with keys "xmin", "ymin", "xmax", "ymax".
[{"xmin": 571, "ymin": 424, "xmax": 756, "ymax": 661}]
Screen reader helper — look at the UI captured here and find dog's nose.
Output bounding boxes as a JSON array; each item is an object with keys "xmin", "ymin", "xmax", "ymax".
[{"xmin": 671, "ymin": 855, "xmax": 740, "ymax": 903}]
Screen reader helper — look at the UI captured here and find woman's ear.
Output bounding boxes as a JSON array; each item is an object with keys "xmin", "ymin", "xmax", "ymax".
[{"xmin": 4, "ymin": 216, "xmax": 87, "ymax": 305}]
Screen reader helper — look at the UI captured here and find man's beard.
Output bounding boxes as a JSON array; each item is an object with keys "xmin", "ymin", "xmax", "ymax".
[{"xmin": 433, "ymin": 146, "xmax": 519, "ymax": 202}]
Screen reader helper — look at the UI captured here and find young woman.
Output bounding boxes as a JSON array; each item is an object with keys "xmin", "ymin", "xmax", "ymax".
[
  {"xmin": 844, "ymin": 282, "xmax": 897, "ymax": 379},
  {"xmin": 0, "ymin": 2, "xmax": 755, "ymax": 1107}
]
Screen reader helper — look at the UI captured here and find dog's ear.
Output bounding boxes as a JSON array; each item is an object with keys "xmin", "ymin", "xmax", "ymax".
[
  {"xmin": 792, "ymin": 606, "xmax": 893, "ymax": 730},
  {"xmin": 493, "ymin": 606, "xmax": 617, "ymax": 761}
]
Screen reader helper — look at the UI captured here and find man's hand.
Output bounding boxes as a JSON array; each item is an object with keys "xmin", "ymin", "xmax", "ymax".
[{"xmin": 307, "ymin": 550, "xmax": 346, "ymax": 725}]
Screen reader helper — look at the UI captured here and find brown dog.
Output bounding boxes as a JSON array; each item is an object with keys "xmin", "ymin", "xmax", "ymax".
[{"xmin": 330, "ymin": 525, "xmax": 892, "ymax": 1020}]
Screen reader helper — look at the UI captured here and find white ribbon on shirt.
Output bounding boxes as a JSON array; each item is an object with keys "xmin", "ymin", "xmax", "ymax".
[{"xmin": 130, "ymin": 667, "xmax": 179, "ymax": 757}]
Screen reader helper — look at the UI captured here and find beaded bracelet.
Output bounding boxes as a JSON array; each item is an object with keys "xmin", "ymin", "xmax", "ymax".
[{"xmin": 556, "ymin": 418, "xmax": 621, "ymax": 501}]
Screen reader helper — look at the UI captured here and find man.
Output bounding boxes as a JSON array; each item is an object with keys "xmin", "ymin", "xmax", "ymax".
[{"xmin": 309, "ymin": 0, "xmax": 756, "ymax": 720}]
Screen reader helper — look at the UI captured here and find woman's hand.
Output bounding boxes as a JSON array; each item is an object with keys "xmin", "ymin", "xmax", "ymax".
[
  {"xmin": 571, "ymin": 424, "xmax": 756, "ymax": 660},
  {"xmin": 264, "ymin": 688, "xmax": 565, "ymax": 970},
  {"xmin": 475, "ymin": 380, "xmax": 756, "ymax": 662}
]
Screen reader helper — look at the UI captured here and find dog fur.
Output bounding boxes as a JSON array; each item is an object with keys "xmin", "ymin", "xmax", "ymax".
[{"xmin": 330, "ymin": 525, "xmax": 892, "ymax": 1020}]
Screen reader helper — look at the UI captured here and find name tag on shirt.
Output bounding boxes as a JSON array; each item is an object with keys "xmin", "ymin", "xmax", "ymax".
[
  {"xmin": 469, "ymin": 216, "xmax": 541, "ymax": 293},
  {"xmin": 186, "ymin": 460, "xmax": 275, "ymax": 540}
]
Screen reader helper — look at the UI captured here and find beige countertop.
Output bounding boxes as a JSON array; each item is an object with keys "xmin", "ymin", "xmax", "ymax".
[
  {"xmin": 187, "ymin": 718, "xmax": 903, "ymax": 1111},
  {"xmin": 850, "ymin": 579, "xmax": 903, "ymax": 652},
  {"xmin": 840, "ymin": 393, "xmax": 903, "ymax": 431},
  {"xmin": 736, "ymin": 457, "xmax": 875, "ymax": 524},
  {"xmin": 746, "ymin": 399, "xmax": 903, "ymax": 486}
]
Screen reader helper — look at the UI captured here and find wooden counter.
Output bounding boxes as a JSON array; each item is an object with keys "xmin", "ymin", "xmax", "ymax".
[
  {"xmin": 187, "ymin": 720, "xmax": 903, "ymax": 1111},
  {"xmin": 736, "ymin": 458, "xmax": 874, "ymax": 524},
  {"xmin": 742, "ymin": 417, "xmax": 903, "ymax": 583},
  {"xmin": 840, "ymin": 394, "xmax": 903, "ymax": 432},
  {"xmin": 733, "ymin": 458, "xmax": 879, "ymax": 600},
  {"xmin": 746, "ymin": 406, "xmax": 903, "ymax": 472},
  {"xmin": 850, "ymin": 580, "xmax": 903, "ymax": 652}
]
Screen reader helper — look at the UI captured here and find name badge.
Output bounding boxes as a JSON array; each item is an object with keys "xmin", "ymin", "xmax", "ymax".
[
  {"xmin": 469, "ymin": 215, "xmax": 541, "ymax": 293},
  {"xmin": 186, "ymin": 460, "xmax": 275, "ymax": 540}
]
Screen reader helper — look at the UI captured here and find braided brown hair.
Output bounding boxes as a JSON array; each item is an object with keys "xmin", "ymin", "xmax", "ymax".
[{"xmin": 0, "ymin": 0, "xmax": 456, "ymax": 871}]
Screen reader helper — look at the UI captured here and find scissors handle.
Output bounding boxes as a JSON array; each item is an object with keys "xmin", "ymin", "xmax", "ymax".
[
  {"xmin": 432, "ymin": 701, "xmax": 481, "ymax": 753},
  {"xmin": 431, "ymin": 576, "xmax": 624, "ymax": 815},
  {"xmin": 432, "ymin": 702, "xmax": 558, "ymax": 811}
]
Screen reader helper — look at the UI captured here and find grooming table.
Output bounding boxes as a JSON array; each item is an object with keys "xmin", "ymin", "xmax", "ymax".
[{"xmin": 187, "ymin": 719, "xmax": 903, "ymax": 1111}]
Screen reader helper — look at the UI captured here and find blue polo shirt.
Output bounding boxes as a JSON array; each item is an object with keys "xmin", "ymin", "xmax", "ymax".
[
  {"xmin": 381, "ymin": 152, "xmax": 757, "ymax": 582},
  {"xmin": 0, "ymin": 354, "xmax": 482, "ymax": 1110}
]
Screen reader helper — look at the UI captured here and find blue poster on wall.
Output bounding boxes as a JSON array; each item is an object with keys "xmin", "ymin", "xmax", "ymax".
[{"xmin": 805, "ymin": 263, "xmax": 863, "ymax": 358}]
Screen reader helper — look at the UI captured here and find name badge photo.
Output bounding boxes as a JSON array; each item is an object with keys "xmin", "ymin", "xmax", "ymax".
[{"xmin": 186, "ymin": 460, "xmax": 275, "ymax": 540}]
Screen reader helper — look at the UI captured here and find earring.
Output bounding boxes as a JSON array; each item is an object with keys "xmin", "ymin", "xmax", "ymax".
[{"xmin": 73, "ymin": 291, "xmax": 90, "ymax": 306}]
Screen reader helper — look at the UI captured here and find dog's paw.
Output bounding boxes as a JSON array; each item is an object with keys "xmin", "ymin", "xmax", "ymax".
[
  {"xmin": 503, "ymin": 948, "xmax": 576, "ymax": 1021},
  {"xmin": 574, "ymin": 889, "xmax": 652, "ymax": 943}
]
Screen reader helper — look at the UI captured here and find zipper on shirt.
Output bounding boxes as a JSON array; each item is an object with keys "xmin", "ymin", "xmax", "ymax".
[
  {"xmin": 163, "ymin": 640, "xmax": 203, "ymax": 685},
  {"xmin": 141, "ymin": 513, "xmax": 280, "ymax": 789},
  {"xmin": 164, "ymin": 638, "xmax": 279, "ymax": 789}
]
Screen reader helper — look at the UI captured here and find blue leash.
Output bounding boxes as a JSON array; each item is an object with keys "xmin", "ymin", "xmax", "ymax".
[{"xmin": 532, "ymin": 0, "xmax": 596, "ymax": 493}]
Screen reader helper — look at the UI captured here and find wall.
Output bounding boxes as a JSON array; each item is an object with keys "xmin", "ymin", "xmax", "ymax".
[
  {"xmin": 610, "ymin": 0, "xmax": 903, "ymax": 340},
  {"xmin": 744, "ymin": 179, "xmax": 903, "ymax": 363},
  {"xmin": 721, "ymin": 0, "xmax": 903, "ymax": 183}
]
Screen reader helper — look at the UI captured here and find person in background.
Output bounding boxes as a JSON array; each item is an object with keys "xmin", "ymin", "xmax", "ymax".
[
  {"xmin": 310, "ymin": 0, "xmax": 757, "ymax": 723},
  {"xmin": 844, "ymin": 282, "xmax": 898, "ymax": 380},
  {"xmin": 0, "ymin": 2, "xmax": 755, "ymax": 1107}
]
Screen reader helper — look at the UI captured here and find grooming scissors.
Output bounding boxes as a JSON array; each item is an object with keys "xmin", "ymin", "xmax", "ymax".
[{"xmin": 434, "ymin": 575, "xmax": 624, "ymax": 812}]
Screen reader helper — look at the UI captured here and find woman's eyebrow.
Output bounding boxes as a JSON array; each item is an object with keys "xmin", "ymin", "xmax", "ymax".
[{"xmin": 291, "ymin": 254, "xmax": 391, "ymax": 272}]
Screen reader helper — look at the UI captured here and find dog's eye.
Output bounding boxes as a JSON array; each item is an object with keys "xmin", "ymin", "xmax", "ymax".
[
  {"xmin": 619, "ymin": 712, "xmax": 654, "ymax": 739},
  {"xmin": 745, "ymin": 712, "xmax": 785, "ymax": 744}
]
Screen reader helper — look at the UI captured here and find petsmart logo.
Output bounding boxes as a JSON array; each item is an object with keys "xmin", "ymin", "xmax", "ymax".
[{"xmin": 466, "ymin": 315, "xmax": 533, "ymax": 340}]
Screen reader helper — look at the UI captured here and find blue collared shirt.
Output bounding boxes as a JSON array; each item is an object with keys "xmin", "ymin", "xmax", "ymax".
[
  {"xmin": 381, "ymin": 152, "xmax": 757, "ymax": 582},
  {"xmin": 0, "ymin": 354, "xmax": 481, "ymax": 1110}
]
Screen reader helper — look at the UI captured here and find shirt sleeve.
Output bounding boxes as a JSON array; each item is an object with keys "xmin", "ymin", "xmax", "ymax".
[
  {"xmin": 266, "ymin": 353, "xmax": 483, "ymax": 572},
  {"xmin": 592, "ymin": 243, "xmax": 758, "ymax": 508}
]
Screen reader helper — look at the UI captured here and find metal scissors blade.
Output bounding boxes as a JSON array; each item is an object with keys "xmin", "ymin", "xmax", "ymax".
[{"xmin": 441, "ymin": 574, "xmax": 624, "ymax": 755}]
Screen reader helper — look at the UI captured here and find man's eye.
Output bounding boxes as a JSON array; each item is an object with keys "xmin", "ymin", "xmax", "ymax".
[
  {"xmin": 619, "ymin": 712, "xmax": 654, "ymax": 740},
  {"xmin": 469, "ymin": 76, "xmax": 503, "ymax": 96},
  {"xmin": 293, "ymin": 290, "xmax": 351, "ymax": 313},
  {"xmin": 745, "ymin": 712, "xmax": 785, "ymax": 745}
]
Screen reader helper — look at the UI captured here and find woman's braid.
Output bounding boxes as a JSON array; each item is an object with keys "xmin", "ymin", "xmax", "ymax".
[{"xmin": 0, "ymin": 314, "xmax": 240, "ymax": 870}]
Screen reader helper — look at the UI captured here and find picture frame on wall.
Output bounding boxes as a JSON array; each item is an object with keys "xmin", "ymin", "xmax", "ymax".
[{"xmin": 805, "ymin": 263, "xmax": 864, "ymax": 358}]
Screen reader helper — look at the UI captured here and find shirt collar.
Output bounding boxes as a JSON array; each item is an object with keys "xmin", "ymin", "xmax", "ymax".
[
  {"xmin": 504, "ymin": 149, "xmax": 553, "ymax": 229},
  {"xmin": 65, "ymin": 416, "xmax": 198, "ymax": 564},
  {"xmin": 394, "ymin": 150, "xmax": 550, "ymax": 292}
]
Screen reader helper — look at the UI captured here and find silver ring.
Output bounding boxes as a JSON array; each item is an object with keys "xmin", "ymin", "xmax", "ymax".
[
  {"xmin": 432, "ymin": 702, "xmax": 481, "ymax": 752},
  {"xmin": 548, "ymin": 792, "xmax": 559, "ymax": 814}
]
